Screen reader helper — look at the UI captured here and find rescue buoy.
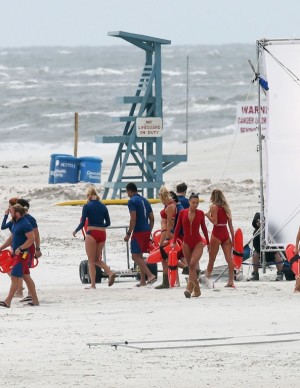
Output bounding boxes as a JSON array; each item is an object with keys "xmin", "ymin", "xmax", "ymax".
[
  {"xmin": 285, "ymin": 244, "xmax": 300, "ymax": 276},
  {"xmin": 30, "ymin": 257, "xmax": 39, "ymax": 269},
  {"xmin": 152, "ymin": 230, "xmax": 161, "ymax": 247},
  {"xmin": 168, "ymin": 249, "xmax": 178, "ymax": 288},
  {"xmin": 0, "ymin": 250, "xmax": 13, "ymax": 273},
  {"xmin": 232, "ymin": 228, "xmax": 244, "ymax": 269},
  {"xmin": 146, "ymin": 240, "xmax": 156, "ymax": 253},
  {"xmin": 146, "ymin": 239, "xmax": 182, "ymax": 264}
]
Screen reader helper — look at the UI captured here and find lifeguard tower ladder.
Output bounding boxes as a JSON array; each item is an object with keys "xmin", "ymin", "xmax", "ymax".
[{"xmin": 96, "ymin": 31, "xmax": 187, "ymax": 199}]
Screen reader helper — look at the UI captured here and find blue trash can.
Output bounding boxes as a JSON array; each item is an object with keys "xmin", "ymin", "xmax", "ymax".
[
  {"xmin": 53, "ymin": 155, "xmax": 79, "ymax": 184},
  {"xmin": 78, "ymin": 156, "xmax": 102, "ymax": 184},
  {"xmin": 48, "ymin": 153, "xmax": 72, "ymax": 184}
]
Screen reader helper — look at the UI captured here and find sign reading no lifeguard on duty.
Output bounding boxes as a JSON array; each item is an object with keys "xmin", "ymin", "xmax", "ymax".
[{"xmin": 136, "ymin": 117, "xmax": 163, "ymax": 137}]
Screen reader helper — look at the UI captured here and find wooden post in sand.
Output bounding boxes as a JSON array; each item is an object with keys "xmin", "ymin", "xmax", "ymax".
[{"xmin": 74, "ymin": 112, "xmax": 78, "ymax": 157}]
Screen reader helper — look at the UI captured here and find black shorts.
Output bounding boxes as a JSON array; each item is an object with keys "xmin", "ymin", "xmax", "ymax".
[
  {"xmin": 265, "ymin": 252, "xmax": 276, "ymax": 263},
  {"xmin": 253, "ymin": 250, "xmax": 276, "ymax": 263}
]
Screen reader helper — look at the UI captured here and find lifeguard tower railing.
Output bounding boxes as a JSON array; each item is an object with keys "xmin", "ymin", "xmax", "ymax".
[{"xmin": 96, "ymin": 31, "xmax": 187, "ymax": 199}]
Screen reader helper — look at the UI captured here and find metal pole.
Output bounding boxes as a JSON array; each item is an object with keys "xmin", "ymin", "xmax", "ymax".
[
  {"xmin": 185, "ymin": 56, "xmax": 189, "ymax": 158},
  {"xmin": 74, "ymin": 112, "xmax": 79, "ymax": 157},
  {"xmin": 256, "ymin": 41, "xmax": 266, "ymax": 273}
]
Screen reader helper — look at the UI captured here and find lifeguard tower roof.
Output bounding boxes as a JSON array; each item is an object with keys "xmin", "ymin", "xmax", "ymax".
[{"xmin": 108, "ymin": 31, "xmax": 171, "ymax": 46}]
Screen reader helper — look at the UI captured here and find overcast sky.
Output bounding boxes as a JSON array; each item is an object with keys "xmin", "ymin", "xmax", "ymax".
[{"xmin": 1, "ymin": 0, "xmax": 299, "ymax": 47}]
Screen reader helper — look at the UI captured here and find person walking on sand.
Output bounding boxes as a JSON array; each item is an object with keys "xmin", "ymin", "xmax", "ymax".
[
  {"xmin": 0, "ymin": 204, "xmax": 39, "ymax": 308},
  {"xmin": 124, "ymin": 182, "xmax": 156, "ymax": 287},
  {"xmin": 1, "ymin": 197, "xmax": 24, "ymax": 297},
  {"xmin": 15, "ymin": 198, "xmax": 43, "ymax": 301},
  {"xmin": 203, "ymin": 189, "xmax": 235, "ymax": 288},
  {"xmin": 173, "ymin": 193, "xmax": 210, "ymax": 298},
  {"xmin": 176, "ymin": 182, "xmax": 189, "ymax": 209},
  {"xmin": 73, "ymin": 187, "xmax": 116, "ymax": 289},
  {"xmin": 155, "ymin": 186, "xmax": 177, "ymax": 289},
  {"xmin": 169, "ymin": 190, "xmax": 189, "ymax": 279}
]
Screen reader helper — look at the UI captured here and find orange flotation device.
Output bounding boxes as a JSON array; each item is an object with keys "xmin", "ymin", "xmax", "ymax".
[
  {"xmin": 146, "ymin": 240, "xmax": 156, "ymax": 253},
  {"xmin": 285, "ymin": 244, "xmax": 300, "ymax": 276},
  {"xmin": 152, "ymin": 230, "xmax": 161, "ymax": 248},
  {"xmin": 168, "ymin": 248, "xmax": 178, "ymax": 288},
  {"xmin": 0, "ymin": 250, "xmax": 13, "ymax": 273},
  {"xmin": 146, "ymin": 239, "xmax": 182, "ymax": 264},
  {"xmin": 232, "ymin": 228, "xmax": 244, "ymax": 269}
]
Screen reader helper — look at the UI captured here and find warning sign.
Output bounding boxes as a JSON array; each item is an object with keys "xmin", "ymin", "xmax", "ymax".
[
  {"xmin": 236, "ymin": 102, "xmax": 268, "ymax": 133},
  {"xmin": 136, "ymin": 117, "xmax": 163, "ymax": 137}
]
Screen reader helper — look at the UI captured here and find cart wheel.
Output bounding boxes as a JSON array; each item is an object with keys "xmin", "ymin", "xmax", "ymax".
[{"xmin": 79, "ymin": 260, "xmax": 90, "ymax": 284}]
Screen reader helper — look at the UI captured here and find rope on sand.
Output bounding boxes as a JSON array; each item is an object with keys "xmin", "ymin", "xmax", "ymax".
[{"xmin": 87, "ymin": 331, "xmax": 300, "ymax": 351}]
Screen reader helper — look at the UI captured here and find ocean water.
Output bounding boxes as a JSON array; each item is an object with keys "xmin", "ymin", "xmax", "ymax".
[{"xmin": 0, "ymin": 44, "xmax": 257, "ymax": 145}]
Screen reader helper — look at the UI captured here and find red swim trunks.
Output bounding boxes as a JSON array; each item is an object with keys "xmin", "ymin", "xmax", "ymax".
[
  {"xmin": 131, "ymin": 231, "xmax": 151, "ymax": 254},
  {"xmin": 11, "ymin": 253, "xmax": 30, "ymax": 278}
]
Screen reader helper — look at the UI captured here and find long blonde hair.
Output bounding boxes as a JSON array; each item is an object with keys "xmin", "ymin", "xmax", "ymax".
[
  {"xmin": 86, "ymin": 186, "xmax": 100, "ymax": 201},
  {"xmin": 159, "ymin": 186, "xmax": 173, "ymax": 203},
  {"xmin": 210, "ymin": 189, "xmax": 232, "ymax": 219}
]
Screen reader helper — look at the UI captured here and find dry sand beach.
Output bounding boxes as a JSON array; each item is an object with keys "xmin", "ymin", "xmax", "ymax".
[{"xmin": 0, "ymin": 132, "xmax": 299, "ymax": 388}]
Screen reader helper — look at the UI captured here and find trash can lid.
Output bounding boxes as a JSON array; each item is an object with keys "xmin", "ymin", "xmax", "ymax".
[{"xmin": 78, "ymin": 156, "xmax": 103, "ymax": 162}]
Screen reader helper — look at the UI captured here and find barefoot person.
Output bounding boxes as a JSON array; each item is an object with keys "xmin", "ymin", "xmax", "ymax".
[
  {"xmin": 0, "ymin": 204, "xmax": 39, "ymax": 308},
  {"xmin": 204, "ymin": 189, "xmax": 235, "ymax": 287},
  {"xmin": 124, "ymin": 182, "xmax": 156, "ymax": 287},
  {"xmin": 155, "ymin": 186, "xmax": 177, "ymax": 289},
  {"xmin": 173, "ymin": 193, "xmax": 210, "ymax": 298},
  {"xmin": 73, "ymin": 187, "xmax": 116, "ymax": 289}
]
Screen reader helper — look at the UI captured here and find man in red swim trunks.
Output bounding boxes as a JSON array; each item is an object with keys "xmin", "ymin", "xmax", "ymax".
[
  {"xmin": 0, "ymin": 204, "xmax": 39, "ymax": 308},
  {"xmin": 124, "ymin": 183, "xmax": 157, "ymax": 287}
]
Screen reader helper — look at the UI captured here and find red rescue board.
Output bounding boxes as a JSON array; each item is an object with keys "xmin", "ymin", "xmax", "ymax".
[
  {"xmin": 232, "ymin": 228, "xmax": 243, "ymax": 269},
  {"xmin": 168, "ymin": 249, "xmax": 178, "ymax": 288},
  {"xmin": 285, "ymin": 244, "xmax": 300, "ymax": 276},
  {"xmin": 146, "ymin": 239, "xmax": 182, "ymax": 264}
]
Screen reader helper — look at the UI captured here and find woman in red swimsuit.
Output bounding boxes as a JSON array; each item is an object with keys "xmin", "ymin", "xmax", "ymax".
[
  {"xmin": 173, "ymin": 193, "xmax": 210, "ymax": 298},
  {"xmin": 73, "ymin": 187, "xmax": 116, "ymax": 289},
  {"xmin": 205, "ymin": 189, "xmax": 235, "ymax": 287},
  {"xmin": 159, "ymin": 186, "xmax": 177, "ymax": 245},
  {"xmin": 155, "ymin": 186, "xmax": 177, "ymax": 289}
]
